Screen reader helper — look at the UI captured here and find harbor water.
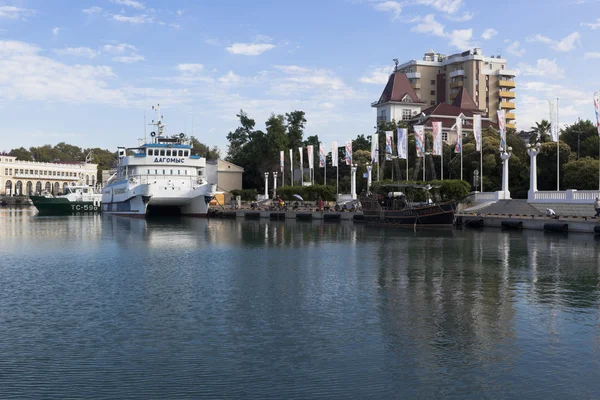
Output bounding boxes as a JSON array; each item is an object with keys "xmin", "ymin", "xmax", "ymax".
[{"xmin": 2, "ymin": 207, "xmax": 600, "ymax": 399}]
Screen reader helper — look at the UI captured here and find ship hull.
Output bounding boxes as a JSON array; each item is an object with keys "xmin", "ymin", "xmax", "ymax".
[
  {"xmin": 362, "ymin": 201, "xmax": 457, "ymax": 227},
  {"xmin": 30, "ymin": 196, "xmax": 101, "ymax": 216}
]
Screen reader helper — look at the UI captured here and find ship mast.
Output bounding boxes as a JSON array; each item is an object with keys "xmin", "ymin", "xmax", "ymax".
[{"xmin": 148, "ymin": 103, "xmax": 167, "ymax": 143}]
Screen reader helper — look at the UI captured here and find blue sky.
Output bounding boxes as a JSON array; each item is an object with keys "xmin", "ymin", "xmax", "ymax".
[{"xmin": 0, "ymin": 0, "xmax": 599, "ymax": 154}]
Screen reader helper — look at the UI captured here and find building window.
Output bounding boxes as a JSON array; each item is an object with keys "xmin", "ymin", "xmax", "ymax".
[
  {"xmin": 430, "ymin": 101, "xmax": 435, "ymax": 105},
  {"xmin": 402, "ymin": 109, "xmax": 412, "ymax": 120},
  {"xmin": 430, "ymin": 90, "xmax": 435, "ymax": 95},
  {"xmin": 442, "ymin": 132, "xmax": 448, "ymax": 141},
  {"xmin": 430, "ymin": 80, "xmax": 435, "ymax": 85}
]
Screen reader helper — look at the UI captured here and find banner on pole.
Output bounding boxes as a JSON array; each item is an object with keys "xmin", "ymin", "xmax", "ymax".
[
  {"xmin": 414, "ymin": 125, "xmax": 425, "ymax": 158},
  {"xmin": 307, "ymin": 145, "xmax": 314, "ymax": 170},
  {"xmin": 432, "ymin": 122, "xmax": 442, "ymax": 156},
  {"xmin": 497, "ymin": 110, "xmax": 506, "ymax": 149},
  {"xmin": 454, "ymin": 117, "xmax": 462, "ymax": 153},
  {"xmin": 474, "ymin": 114, "xmax": 482, "ymax": 152},
  {"xmin": 371, "ymin": 133, "xmax": 378, "ymax": 164},
  {"xmin": 279, "ymin": 150, "xmax": 284, "ymax": 172},
  {"xmin": 385, "ymin": 131, "xmax": 393, "ymax": 161},
  {"xmin": 594, "ymin": 91, "xmax": 600, "ymax": 136},
  {"xmin": 331, "ymin": 141, "xmax": 338, "ymax": 167},
  {"xmin": 345, "ymin": 141, "xmax": 353, "ymax": 165},
  {"xmin": 319, "ymin": 144, "xmax": 326, "ymax": 168},
  {"xmin": 298, "ymin": 147, "xmax": 303, "ymax": 172},
  {"xmin": 548, "ymin": 99, "xmax": 558, "ymax": 142},
  {"xmin": 397, "ymin": 128, "xmax": 407, "ymax": 159}
]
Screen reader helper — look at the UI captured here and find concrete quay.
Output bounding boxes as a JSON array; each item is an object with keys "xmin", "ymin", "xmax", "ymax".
[
  {"xmin": 457, "ymin": 214, "xmax": 600, "ymax": 234},
  {"xmin": 209, "ymin": 208, "xmax": 364, "ymax": 222}
]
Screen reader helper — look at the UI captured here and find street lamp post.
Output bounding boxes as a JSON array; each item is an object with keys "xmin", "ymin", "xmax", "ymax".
[
  {"xmin": 273, "ymin": 171, "xmax": 278, "ymax": 199},
  {"xmin": 366, "ymin": 163, "xmax": 372, "ymax": 194},
  {"xmin": 350, "ymin": 164, "xmax": 358, "ymax": 200},
  {"xmin": 499, "ymin": 145, "xmax": 513, "ymax": 199},
  {"xmin": 264, "ymin": 172, "xmax": 269, "ymax": 198},
  {"xmin": 527, "ymin": 142, "xmax": 541, "ymax": 200}
]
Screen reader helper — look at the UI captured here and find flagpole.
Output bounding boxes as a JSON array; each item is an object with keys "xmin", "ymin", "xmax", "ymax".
[
  {"xmin": 557, "ymin": 97, "xmax": 560, "ymax": 191},
  {"xmin": 480, "ymin": 144, "xmax": 483, "ymax": 192},
  {"xmin": 441, "ymin": 143, "xmax": 444, "ymax": 181}
]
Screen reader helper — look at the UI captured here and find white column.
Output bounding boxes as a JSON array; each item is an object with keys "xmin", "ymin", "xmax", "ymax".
[
  {"xmin": 273, "ymin": 172, "xmax": 278, "ymax": 199},
  {"xmin": 527, "ymin": 143, "xmax": 541, "ymax": 201},
  {"xmin": 499, "ymin": 147, "xmax": 512, "ymax": 200},
  {"xmin": 366, "ymin": 164, "xmax": 372, "ymax": 194},
  {"xmin": 264, "ymin": 172, "xmax": 269, "ymax": 198},
  {"xmin": 350, "ymin": 165, "xmax": 357, "ymax": 200}
]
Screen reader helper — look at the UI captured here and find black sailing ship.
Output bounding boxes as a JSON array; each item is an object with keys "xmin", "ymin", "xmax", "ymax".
[{"xmin": 360, "ymin": 184, "xmax": 458, "ymax": 227}]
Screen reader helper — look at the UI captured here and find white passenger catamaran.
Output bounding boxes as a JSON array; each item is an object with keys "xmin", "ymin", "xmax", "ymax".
[{"xmin": 102, "ymin": 105, "xmax": 216, "ymax": 217}]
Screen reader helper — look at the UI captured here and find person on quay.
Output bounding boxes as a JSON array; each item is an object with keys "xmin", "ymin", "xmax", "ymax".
[
  {"xmin": 594, "ymin": 197, "xmax": 600, "ymax": 217},
  {"xmin": 546, "ymin": 208, "xmax": 557, "ymax": 219}
]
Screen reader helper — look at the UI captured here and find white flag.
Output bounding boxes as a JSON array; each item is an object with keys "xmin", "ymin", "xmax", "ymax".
[
  {"xmin": 298, "ymin": 147, "xmax": 303, "ymax": 172},
  {"xmin": 319, "ymin": 144, "xmax": 326, "ymax": 168},
  {"xmin": 279, "ymin": 150, "xmax": 284, "ymax": 172},
  {"xmin": 397, "ymin": 128, "xmax": 407, "ymax": 160},
  {"xmin": 548, "ymin": 100, "xmax": 558, "ymax": 142},
  {"xmin": 594, "ymin": 91, "xmax": 600, "ymax": 136},
  {"xmin": 371, "ymin": 133, "xmax": 378, "ymax": 164},
  {"xmin": 331, "ymin": 141, "xmax": 338, "ymax": 167},
  {"xmin": 474, "ymin": 114, "xmax": 482, "ymax": 152},
  {"xmin": 432, "ymin": 122, "xmax": 442, "ymax": 156},
  {"xmin": 455, "ymin": 117, "xmax": 462, "ymax": 154},
  {"xmin": 385, "ymin": 131, "xmax": 393, "ymax": 161},
  {"xmin": 414, "ymin": 125, "xmax": 425, "ymax": 158},
  {"xmin": 307, "ymin": 145, "xmax": 314, "ymax": 170},
  {"xmin": 345, "ymin": 141, "xmax": 352, "ymax": 165},
  {"xmin": 497, "ymin": 109, "xmax": 506, "ymax": 148}
]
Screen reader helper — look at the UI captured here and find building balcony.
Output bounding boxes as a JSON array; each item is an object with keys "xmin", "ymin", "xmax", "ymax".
[
  {"xmin": 450, "ymin": 81, "xmax": 464, "ymax": 89},
  {"xmin": 505, "ymin": 112, "xmax": 516, "ymax": 120},
  {"xmin": 449, "ymin": 69, "xmax": 465, "ymax": 78},
  {"xmin": 498, "ymin": 80, "xmax": 516, "ymax": 88},
  {"xmin": 497, "ymin": 69, "xmax": 518, "ymax": 77},
  {"xmin": 499, "ymin": 90, "xmax": 515, "ymax": 98},
  {"xmin": 12, "ymin": 173, "xmax": 80, "ymax": 180},
  {"xmin": 405, "ymin": 72, "xmax": 421, "ymax": 79},
  {"xmin": 411, "ymin": 83, "xmax": 421, "ymax": 89},
  {"xmin": 499, "ymin": 101, "xmax": 516, "ymax": 110},
  {"xmin": 506, "ymin": 123, "xmax": 516, "ymax": 130}
]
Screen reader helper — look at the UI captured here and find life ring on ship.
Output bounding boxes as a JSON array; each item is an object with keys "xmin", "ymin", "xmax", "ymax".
[{"xmin": 129, "ymin": 177, "xmax": 135, "ymax": 184}]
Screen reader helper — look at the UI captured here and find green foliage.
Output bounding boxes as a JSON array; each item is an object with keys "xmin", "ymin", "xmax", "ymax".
[
  {"xmin": 562, "ymin": 157, "xmax": 600, "ymax": 190},
  {"xmin": 370, "ymin": 179, "xmax": 470, "ymax": 202},
  {"xmin": 277, "ymin": 185, "xmax": 336, "ymax": 201},
  {"xmin": 9, "ymin": 147, "xmax": 33, "ymax": 161},
  {"xmin": 429, "ymin": 179, "xmax": 471, "ymax": 201},
  {"xmin": 231, "ymin": 189, "xmax": 258, "ymax": 201}
]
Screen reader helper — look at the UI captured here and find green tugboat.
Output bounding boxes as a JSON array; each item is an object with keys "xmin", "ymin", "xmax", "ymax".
[{"xmin": 30, "ymin": 185, "xmax": 102, "ymax": 216}]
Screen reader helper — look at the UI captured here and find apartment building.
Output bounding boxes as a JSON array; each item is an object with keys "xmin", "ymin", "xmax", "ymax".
[{"xmin": 392, "ymin": 48, "xmax": 516, "ymax": 129}]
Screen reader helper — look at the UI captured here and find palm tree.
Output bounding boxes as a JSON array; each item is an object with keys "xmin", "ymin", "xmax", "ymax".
[{"xmin": 530, "ymin": 120, "xmax": 551, "ymax": 144}]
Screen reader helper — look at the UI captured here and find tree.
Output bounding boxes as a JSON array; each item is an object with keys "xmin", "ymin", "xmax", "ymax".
[
  {"xmin": 285, "ymin": 110, "xmax": 306, "ymax": 151},
  {"xmin": 530, "ymin": 120, "xmax": 551, "ymax": 144},
  {"xmin": 561, "ymin": 119, "xmax": 599, "ymax": 160},
  {"xmin": 29, "ymin": 144, "xmax": 54, "ymax": 162},
  {"xmin": 353, "ymin": 134, "xmax": 370, "ymax": 151},
  {"xmin": 265, "ymin": 114, "xmax": 288, "ymax": 167},
  {"xmin": 9, "ymin": 147, "xmax": 33, "ymax": 161},
  {"xmin": 226, "ymin": 110, "xmax": 255, "ymax": 163},
  {"xmin": 562, "ymin": 157, "xmax": 600, "ymax": 190},
  {"xmin": 190, "ymin": 136, "xmax": 220, "ymax": 159},
  {"xmin": 535, "ymin": 141, "xmax": 571, "ymax": 190}
]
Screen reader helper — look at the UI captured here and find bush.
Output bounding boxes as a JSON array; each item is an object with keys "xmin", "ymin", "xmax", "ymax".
[
  {"xmin": 277, "ymin": 185, "xmax": 336, "ymax": 201},
  {"xmin": 230, "ymin": 189, "xmax": 258, "ymax": 201}
]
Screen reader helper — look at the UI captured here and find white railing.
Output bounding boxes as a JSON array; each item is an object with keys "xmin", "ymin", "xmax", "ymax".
[
  {"xmin": 405, "ymin": 72, "xmax": 421, "ymax": 79},
  {"xmin": 471, "ymin": 192, "xmax": 498, "ymax": 202},
  {"xmin": 449, "ymin": 69, "xmax": 465, "ymax": 78},
  {"xmin": 529, "ymin": 189, "xmax": 600, "ymax": 203},
  {"xmin": 12, "ymin": 173, "xmax": 80, "ymax": 180}
]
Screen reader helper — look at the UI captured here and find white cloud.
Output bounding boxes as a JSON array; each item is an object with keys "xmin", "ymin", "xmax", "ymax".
[
  {"xmin": 517, "ymin": 59, "xmax": 564, "ymax": 79},
  {"xmin": 273, "ymin": 65, "xmax": 351, "ymax": 95},
  {"xmin": 82, "ymin": 6, "xmax": 103, "ymax": 14},
  {"xmin": 177, "ymin": 64, "xmax": 204, "ymax": 73},
  {"xmin": 112, "ymin": 54, "xmax": 145, "ymax": 63},
  {"xmin": 447, "ymin": 29, "xmax": 473, "ymax": 50},
  {"xmin": 445, "ymin": 11, "xmax": 473, "ymax": 22},
  {"xmin": 103, "ymin": 43, "xmax": 137, "ymax": 54},
  {"xmin": 111, "ymin": 0, "xmax": 145, "ymax": 9},
  {"xmin": 506, "ymin": 40, "xmax": 525, "ymax": 57},
  {"xmin": 359, "ymin": 66, "xmax": 392, "ymax": 84},
  {"xmin": 54, "ymin": 47, "xmax": 99, "ymax": 58},
  {"xmin": 218, "ymin": 71, "xmax": 241, "ymax": 85},
  {"xmin": 415, "ymin": 0, "xmax": 463, "ymax": 14},
  {"xmin": 584, "ymin": 52, "xmax": 600, "ymax": 59},
  {"xmin": 169, "ymin": 23, "xmax": 181, "ymax": 29},
  {"xmin": 226, "ymin": 43, "xmax": 275, "ymax": 56},
  {"xmin": 112, "ymin": 14, "xmax": 153, "ymax": 24},
  {"xmin": 176, "ymin": 9, "xmax": 183, "ymax": 16},
  {"xmin": 410, "ymin": 14, "xmax": 445, "ymax": 37},
  {"xmin": 528, "ymin": 32, "xmax": 581, "ymax": 52},
  {"xmin": 0, "ymin": 6, "xmax": 35, "ymax": 19},
  {"xmin": 52, "ymin": 27, "xmax": 61, "ymax": 36},
  {"xmin": 372, "ymin": 1, "xmax": 402, "ymax": 20},
  {"xmin": 581, "ymin": 18, "xmax": 600, "ymax": 29},
  {"xmin": 481, "ymin": 28, "xmax": 497, "ymax": 40}
]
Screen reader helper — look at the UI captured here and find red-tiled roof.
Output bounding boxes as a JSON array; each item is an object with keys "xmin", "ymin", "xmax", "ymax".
[
  {"xmin": 418, "ymin": 101, "xmax": 497, "ymax": 130},
  {"xmin": 376, "ymin": 71, "xmax": 422, "ymax": 104},
  {"xmin": 451, "ymin": 87, "xmax": 479, "ymax": 110}
]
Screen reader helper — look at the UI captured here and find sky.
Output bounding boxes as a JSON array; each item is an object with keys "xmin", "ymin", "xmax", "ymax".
[{"xmin": 0, "ymin": 0, "xmax": 599, "ymax": 154}]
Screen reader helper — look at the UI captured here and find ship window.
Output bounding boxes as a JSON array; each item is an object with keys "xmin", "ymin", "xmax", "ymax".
[
  {"xmin": 163, "ymin": 170, "xmax": 165, "ymax": 175},
  {"xmin": 178, "ymin": 150, "xmax": 183, "ymax": 156},
  {"xmin": 178, "ymin": 170, "xmax": 181, "ymax": 175},
  {"xmin": 160, "ymin": 150, "xmax": 165, "ymax": 156},
  {"xmin": 184, "ymin": 151, "xmax": 189, "ymax": 157},
  {"xmin": 155, "ymin": 170, "xmax": 157, "ymax": 175},
  {"xmin": 148, "ymin": 149, "xmax": 152, "ymax": 156},
  {"xmin": 185, "ymin": 170, "xmax": 188, "ymax": 175},
  {"xmin": 147, "ymin": 169, "xmax": 150, "ymax": 174},
  {"xmin": 168, "ymin": 150, "xmax": 173, "ymax": 156},
  {"xmin": 170, "ymin": 170, "xmax": 173, "ymax": 175}
]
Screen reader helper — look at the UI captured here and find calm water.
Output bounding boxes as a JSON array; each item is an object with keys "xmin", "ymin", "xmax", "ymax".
[{"xmin": 2, "ymin": 208, "xmax": 600, "ymax": 399}]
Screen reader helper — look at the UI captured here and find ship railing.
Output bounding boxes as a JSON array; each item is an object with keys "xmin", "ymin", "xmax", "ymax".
[{"xmin": 125, "ymin": 174, "xmax": 206, "ymax": 186}]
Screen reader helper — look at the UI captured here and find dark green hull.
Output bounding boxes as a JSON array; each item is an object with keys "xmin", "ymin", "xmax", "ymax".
[{"xmin": 30, "ymin": 196, "xmax": 102, "ymax": 215}]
